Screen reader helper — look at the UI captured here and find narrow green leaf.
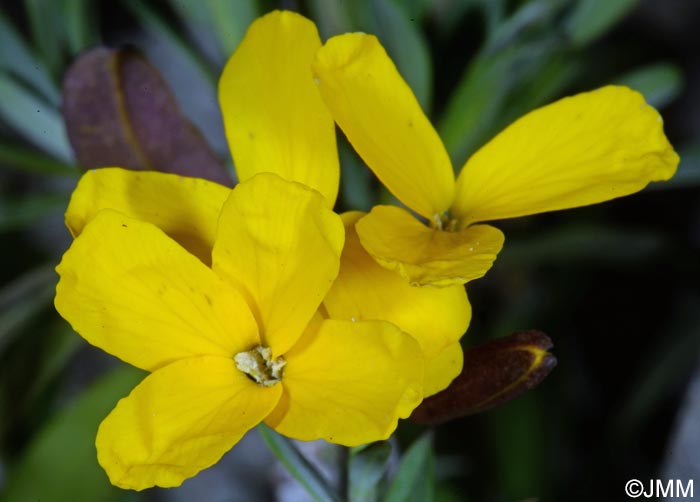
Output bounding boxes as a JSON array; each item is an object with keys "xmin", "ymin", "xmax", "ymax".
[
  {"xmin": 496, "ymin": 53, "xmax": 581, "ymax": 128},
  {"xmin": 307, "ymin": 0, "xmax": 353, "ymax": 39},
  {"xmin": 338, "ymin": 136, "xmax": 375, "ymax": 211},
  {"xmin": 61, "ymin": 0, "xmax": 100, "ymax": 55},
  {"xmin": 1, "ymin": 366, "xmax": 144, "ymax": 502},
  {"xmin": 348, "ymin": 442, "xmax": 392, "ymax": 502},
  {"xmin": 0, "ymin": 11, "xmax": 59, "ymax": 105},
  {"xmin": 431, "ymin": 0, "xmax": 482, "ymax": 38},
  {"xmin": 258, "ymin": 424, "xmax": 342, "ymax": 502},
  {"xmin": 0, "ymin": 72, "xmax": 72, "ymax": 161},
  {"xmin": 203, "ymin": 0, "xmax": 258, "ymax": 57},
  {"xmin": 393, "ymin": 0, "xmax": 433, "ymax": 21},
  {"xmin": 383, "ymin": 433, "xmax": 434, "ymax": 502},
  {"xmin": 0, "ymin": 141, "xmax": 78, "ymax": 176},
  {"xmin": 485, "ymin": 0, "xmax": 568, "ymax": 53},
  {"xmin": 0, "ymin": 192, "xmax": 69, "ymax": 233},
  {"xmin": 22, "ymin": 322, "xmax": 83, "ymax": 409},
  {"xmin": 498, "ymin": 224, "xmax": 666, "ymax": 266},
  {"xmin": 565, "ymin": 0, "xmax": 639, "ymax": 47},
  {"xmin": 122, "ymin": 0, "xmax": 217, "ymax": 87},
  {"xmin": 479, "ymin": 0, "xmax": 507, "ymax": 35},
  {"xmin": 358, "ymin": 0, "xmax": 433, "ymax": 111},
  {"xmin": 648, "ymin": 146, "xmax": 700, "ymax": 190},
  {"xmin": 166, "ymin": 0, "xmax": 225, "ymax": 65},
  {"xmin": 439, "ymin": 40, "xmax": 556, "ymax": 166},
  {"xmin": 614, "ymin": 62, "xmax": 683, "ymax": 109},
  {"xmin": 615, "ymin": 296, "xmax": 700, "ymax": 436},
  {"xmin": 0, "ymin": 265, "xmax": 57, "ymax": 356},
  {"xmin": 488, "ymin": 393, "xmax": 544, "ymax": 500},
  {"xmin": 23, "ymin": 0, "xmax": 65, "ymax": 77}
]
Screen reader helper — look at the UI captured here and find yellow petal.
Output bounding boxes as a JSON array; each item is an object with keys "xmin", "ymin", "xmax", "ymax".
[
  {"xmin": 97, "ymin": 356, "xmax": 281, "ymax": 490},
  {"xmin": 313, "ymin": 33, "xmax": 454, "ymax": 219},
  {"xmin": 55, "ymin": 210, "xmax": 259, "ymax": 371},
  {"xmin": 451, "ymin": 86, "xmax": 680, "ymax": 225},
  {"xmin": 424, "ymin": 341, "xmax": 464, "ymax": 397},
  {"xmin": 265, "ymin": 319, "xmax": 423, "ymax": 446},
  {"xmin": 323, "ymin": 211, "xmax": 470, "ymax": 395},
  {"xmin": 219, "ymin": 10, "xmax": 339, "ymax": 207},
  {"xmin": 212, "ymin": 173, "xmax": 344, "ymax": 356},
  {"xmin": 65, "ymin": 168, "xmax": 230, "ymax": 264},
  {"xmin": 355, "ymin": 205, "xmax": 504, "ymax": 287}
]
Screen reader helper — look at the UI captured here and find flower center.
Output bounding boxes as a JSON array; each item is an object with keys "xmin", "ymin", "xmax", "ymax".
[
  {"xmin": 433, "ymin": 212, "xmax": 459, "ymax": 232},
  {"xmin": 234, "ymin": 345, "xmax": 285, "ymax": 387}
]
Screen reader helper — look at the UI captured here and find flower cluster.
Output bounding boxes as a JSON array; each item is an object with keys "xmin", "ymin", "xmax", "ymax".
[{"xmin": 54, "ymin": 10, "xmax": 678, "ymax": 491}]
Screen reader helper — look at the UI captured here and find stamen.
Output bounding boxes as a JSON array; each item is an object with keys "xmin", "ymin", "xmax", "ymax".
[
  {"xmin": 432, "ymin": 212, "xmax": 460, "ymax": 232},
  {"xmin": 234, "ymin": 346, "xmax": 285, "ymax": 387}
]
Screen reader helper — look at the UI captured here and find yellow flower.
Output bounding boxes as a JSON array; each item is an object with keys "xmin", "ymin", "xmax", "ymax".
[
  {"xmin": 55, "ymin": 173, "xmax": 423, "ymax": 490},
  {"xmin": 312, "ymin": 33, "xmax": 680, "ymax": 287},
  {"xmin": 217, "ymin": 10, "xmax": 472, "ymax": 396}
]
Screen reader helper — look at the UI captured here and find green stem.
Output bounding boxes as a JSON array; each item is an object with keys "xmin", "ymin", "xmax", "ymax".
[{"xmin": 258, "ymin": 424, "xmax": 344, "ymax": 502}]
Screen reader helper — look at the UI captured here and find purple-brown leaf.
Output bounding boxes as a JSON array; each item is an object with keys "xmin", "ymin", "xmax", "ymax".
[
  {"xmin": 411, "ymin": 330, "xmax": 557, "ymax": 425},
  {"xmin": 62, "ymin": 47, "xmax": 232, "ymax": 186}
]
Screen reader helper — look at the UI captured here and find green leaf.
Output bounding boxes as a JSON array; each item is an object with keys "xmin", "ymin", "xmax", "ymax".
[
  {"xmin": 487, "ymin": 393, "xmax": 545, "ymax": 500},
  {"xmin": 648, "ymin": 145, "xmax": 700, "ymax": 190},
  {"xmin": 21, "ymin": 322, "xmax": 83, "ymax": 409},
  {"xmin": 258, "ymin": 424, "xmax": 342, "ymax": 502},
  {"xmin": 496, "ymin": 52, "xmax": 581, "ymax": 127},
  {"xmin": 383, "ymin": 433, "xmax": 434, "ymax": 502},
  {"xmin": 0, "ymin": 141, "xmax": 78, "ymax": 176},
  {"xmin": 614, "ymin": 296, "xmax": 700, "ymax": 436},
  {"xmin": 0, "ymin": 11, "xmax": 59, "ymax": 105},
  {"xmin": 485, "ymin": 0, "xmax": 568, "ymax": 53},
  {"xmin": 122, "ymin": 0, "xmax": 217, "ymax": 87},
  {"xmin": 565, "ymin": 0, "xmax": 639, "ymax": 47},
  {"xmin": 23, "ymin": 0, "xmax": 65, "ymax": 77},
  {"xmin": 348, "ymin": 442, "xmax": 392, "ymax": 502},
  {"xmin": 431, "ymin": 0, "xmax": 483, "ymax": 38},
  {"xmin": 61, "ymin": 0, "xmax": 100, "ymax": 55},
  {"xmin": 1, "ymin": 366, "xmax": 145, "ymax": 502},
  {"xmin": 338, "ymin": 136, "xmax": 375, "ymax": 212},
  {"xmin": 498, "ymin": 224, "xmax": 666, "ymax": 266},
  {"xmin": 439, "ymin": 40, "xmax": 557, "ymax": 167},
  {"xmin": 0, "ymin": 72, "xmax": 72, "ymax": 161},
  {"xmin": 0, "ymin": 192, "xmax": 69, "ymax": 233},
  {"xmin": 307, "ymin": 0, "xmax": 353, "ymax": 40},
  {"xmin": 354, "ymin": 0, "xmax": 433, "ymax": 111},
  {"xmin": 393, "ymin": 0, "xmax": 432, "ymax": 21},
  {"xmin": 614, "ymin": 62, "xmax": 683, "ymax": 109},
  {"xmin": 169, "ymin": 0, "xmax": 258, "ymax": 62},
  {"xmin": 203, "ymin": 0, "xmax": 258, "ymax": 58},
  {"xmin": 0, "ymin": 265, "xmax": 57, "ymax": 356}
]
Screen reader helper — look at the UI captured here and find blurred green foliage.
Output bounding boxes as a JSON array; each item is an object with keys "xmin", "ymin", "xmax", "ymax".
[{"xmin": 0, "ymin": 0, "xmax": 698, "ymax": 501}]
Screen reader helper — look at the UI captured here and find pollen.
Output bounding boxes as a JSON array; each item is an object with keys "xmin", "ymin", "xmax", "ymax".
[{"xmin": 234, "ymin": 346, "xmax": 286, "ymax": 387}]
